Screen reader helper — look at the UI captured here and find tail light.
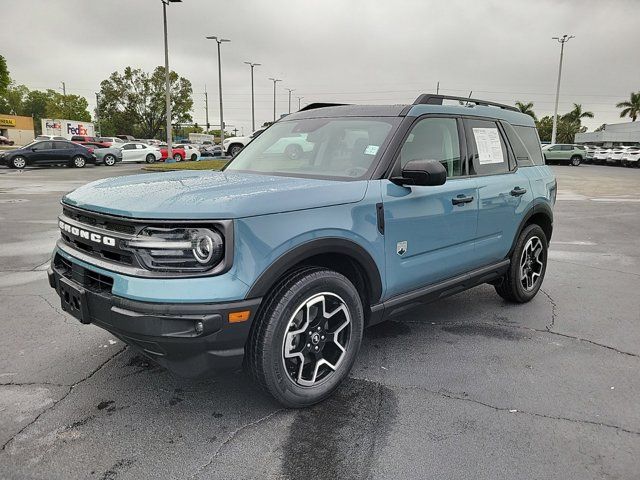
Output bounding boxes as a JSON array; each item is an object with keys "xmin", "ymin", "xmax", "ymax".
[{"xmin": 86, "ymin": 147, "xmax": 94, "ymax": 154}]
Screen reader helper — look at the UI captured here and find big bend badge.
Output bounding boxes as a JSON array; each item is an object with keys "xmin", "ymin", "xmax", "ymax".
[{"xmin": 396, "ymin": 241, "xmax": 407, "ymax": 257}]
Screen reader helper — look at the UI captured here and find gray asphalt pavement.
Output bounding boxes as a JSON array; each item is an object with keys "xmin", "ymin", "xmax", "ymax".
[{"xmin": 0, "ymin": 163, "xmax": 638, "ymax": 479}]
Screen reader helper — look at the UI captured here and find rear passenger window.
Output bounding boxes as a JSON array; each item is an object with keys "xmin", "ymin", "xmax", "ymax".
[
  {"xmin": 400, "ymin": 117, "xmax": 463, "ymax": 178},
  {"xmin": 465, "ymin": 119, "xmax": 509, "ymax": 175},
  {"xmin": 513, "ymin": 126, "xmax": 545, "ymax": 166}
]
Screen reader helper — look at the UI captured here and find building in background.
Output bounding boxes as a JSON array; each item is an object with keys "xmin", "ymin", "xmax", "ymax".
[
  {"xmin": 575, "ymin": 122, "xmax": 640, "ymax": 146},
  {"xmin": 0, "ymin": 114, "xmax": 35, "ymax": 145},
  {"xmin": 41, "ymin": 118, "xmax": 95, "ymax": 140}
]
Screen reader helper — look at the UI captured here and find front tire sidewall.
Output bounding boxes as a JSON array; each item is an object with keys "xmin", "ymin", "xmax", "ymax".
[
  {"xmin": 571, "ymin": 156, "xmax": 581, "ymax": 166},
  {"xmin": 256, "ymin": 270, "xmax": 363, "ymax": 408},
  {"xmin": 146, "ymin": 154, "xmax": 155, "ymax": 164},
  {"xmin": 230, "ymin": 145, "xmax": 242, "ymax": 157},
  {"xmin": 11, "ymin": 156, "xmax": 26, "ymax": 169}
]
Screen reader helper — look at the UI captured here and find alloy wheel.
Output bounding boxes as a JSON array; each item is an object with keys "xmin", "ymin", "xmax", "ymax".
[
  {"xmin": 104, "ymin": 155, "xmax": 116, "ymax": 166},
  {"xmin": 282, "ymin": 292, "xmax": 351, "ymax": 387},
  {"xmin": 13, "ymin": 157, "xmax": 26, "ymax": 169},
  {"xmin": 520, "ymin": 236, "xmax": 544, "ymax": 291},
  {"xmin": 73, "ymin": 156, "xmax": 86, "ymax": 168}
]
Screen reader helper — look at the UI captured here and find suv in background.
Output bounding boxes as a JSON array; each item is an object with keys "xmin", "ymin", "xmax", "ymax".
[
  {"xmin": 222, "ymin": 128, "xmax": 266, "ymax": 156},
  {"xmin": 48, "ymin": 94, "xmax": 555, "ymax": 407},
  {"xmin": 541, "ymin": 144, "xmax": 585, "ymax": 166}
]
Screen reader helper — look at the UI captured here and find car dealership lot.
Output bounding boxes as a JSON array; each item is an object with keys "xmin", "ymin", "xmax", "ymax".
[{"xmin": 0, "ymin": 165, "xmax": 638, "ymax": 479}]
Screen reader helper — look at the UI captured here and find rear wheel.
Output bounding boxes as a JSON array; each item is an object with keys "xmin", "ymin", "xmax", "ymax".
[
  {"xmin": 145, "ymin": 154, "xmax": 156, "ymax": 164},
  {"xmin": 495, "ymin": 224, "xmax": 548, "ymax": 303},
  {"xmin": 570, "ymin": 155, "xmax": 581, "ymax": 166},
  {"xmin": 229, "ymin": 144, "xmax": 243, "ymax": 157},
  {"xmin": 246, "ymin": 268, "xmax": 364, "ymax": 408},
  {"xmin": 11, "ymin": 156, "xmax": 27, "ymax": 169},
  {"xmin": 191, "ymin": 153, "xmax": 198, "ymax": 161},
  {"xmin": 71, "ymin": 156, "xmax": 86, "ymax": 168},
  {"xmin": 173, "ymin": 153, "xmax": 183, "ymax": 162},
  {"xmin": 103, "ymin": 154, "xmax": 116, "ymax": 166}
]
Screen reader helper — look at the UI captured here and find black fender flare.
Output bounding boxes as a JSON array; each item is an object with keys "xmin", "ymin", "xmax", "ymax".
[
  {"xmin": 245, "ymin": 237, "xmax": 383, "ymax": 303},
  {"xmin": 509, "ymin": 202, "xmax": 554, "ymax": 256}
]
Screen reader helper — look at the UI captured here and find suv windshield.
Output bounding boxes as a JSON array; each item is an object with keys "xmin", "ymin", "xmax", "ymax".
[{"xmin": 225, "ymin": 117, "xmax": 399, "ymax": 180}]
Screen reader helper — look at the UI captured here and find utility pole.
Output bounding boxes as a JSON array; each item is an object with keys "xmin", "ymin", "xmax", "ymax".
[
  {"xmin": 268, "ymin": 78, "xmax": 281, "ymax": 121},
  {"xmin": 285, "ymin": 88, "xmax": 295, "ymax": 114},
  {"xmin": 161, "ymin": 0, "xmax": 181, "ymax": 162},
  {"xmin": 551, "ymin": 34, "xmax": 574, "ymax": 145},
  {"xmin": 206, "ymin": 35, "xmax": 230, "ymax": 146},
  {"xmin": 204, "ymin": 85, "xmax": 209, "ymax": 132},
  {"xmin": 61, "ymin": 82, "xmax": 66, "ymax": 96},
  {"xmin": 61, "ymin": 82, "xmax": 67, "ymax": 118},
  {"xmin": 244, "ymin": 62, "xmax": 260, "ymax": 132},
  {"xmin": 436, "ymin": 81, "xmax": 439, "ymax": 94},
  {"xmin": 95, "ymin": 92, "xmax": 101, "ymax": 136},
  {"xmin": 297, "ymin": 96, "xmax": 303, "ymax": 110}
]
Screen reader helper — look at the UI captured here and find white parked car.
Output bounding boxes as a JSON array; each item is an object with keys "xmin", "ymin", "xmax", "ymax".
[
  {"xmin": 35, "ymin": 134, "xmax": 67, "ymax": 141},
  {"xmin": 223, "ymin": 128, "xmax": 266, "ymax": 156},
  {"xmin": 175, "ymin": 144, "xmax": 201, "ymax": 162},
  {"xmin": 606, "ymin": 146, "xmax": 629, "ymax": 166},
  {"xmin": 622, "ymin": 146, "xmax": 640, "ymax": 168},
  {"xmin": 593, "ymin": 147, "xmax": 611, "ymax": 164},
  {"xmin": 100, "ymin": 137, "xmax": 125, "ymax": 147},
  {"xmin": 119, "ymin": 142, "xmax": 162, "ymax": 163}
]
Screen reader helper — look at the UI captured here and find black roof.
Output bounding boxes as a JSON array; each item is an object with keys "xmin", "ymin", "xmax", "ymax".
[{"xmin": 285, "ymin": 104, "xmax": 408, "ymax": 120}]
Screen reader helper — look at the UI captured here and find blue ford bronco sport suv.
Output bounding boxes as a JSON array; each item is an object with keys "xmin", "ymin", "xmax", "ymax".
[{"xmin": 49, "ymin": 94, "xmax": 556, "ymax": 408}]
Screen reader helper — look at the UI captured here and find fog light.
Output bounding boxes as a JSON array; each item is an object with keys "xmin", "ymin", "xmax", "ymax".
[{"xmin": 195, "ymin": 321, "xmax": 204, "ymax": 334}]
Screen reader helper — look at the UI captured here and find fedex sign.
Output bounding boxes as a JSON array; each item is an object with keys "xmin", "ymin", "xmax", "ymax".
[{"xmin": 41, "ymin": 118, "xmax": 95, "ymax": 139}]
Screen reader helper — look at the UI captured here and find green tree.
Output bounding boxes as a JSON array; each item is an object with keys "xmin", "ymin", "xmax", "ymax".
[
  {"xmin": 98, "ymin": 66, "xmax": 193, "ymax": 138},
  {"xmin": 535, "ymin": 116, "xmax": 553, "ymax": 142},
  {"xmin": 0, "ymin": 83, "xmax": 28, "ymax": 115},
  {"xmin": 563, "ymin": 103, "xmax": 594, "ymax": 123},
  {"xmin": 0, "ymin": 55, "xmax": 9, "ymax": 96},
  {"xmin": 616, "ymin": 91, "xmax": 640, "ymax": 121},
  {"xmin": 514, "ymin": 101, "xmax": 537, "ymax": 121},
  {"xmin": 23, "ymin": 90, "xmax": 49, "ymax": 135},
  {"xmin": 43, "ymin": 89, "xmax": 91, "ymax": 122}
]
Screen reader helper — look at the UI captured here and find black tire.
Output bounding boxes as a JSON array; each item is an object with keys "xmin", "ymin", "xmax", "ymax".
[
  {"xmin": 145, "ymin": 154, "xmax": 156, "ymax": 164},
  {"xmin": 495, "ymin": 224, "xmax": 548, "ymax": 303},
  {"xmin": 570, "ymin": 155, "xmax": 581, "ymax": 166},
  {"xmin": 284, "ymin": 143, "xmax": 304, "ymax": 160},
  {"xmin": 229, "ymin": 144, "xmax": 243, "ymax": 157},
  {"xmin": 246, "ymin": 267, "xmax": 364, "ymax": 408},
  {"xmin": 191, "ymin": 153, "xmax": 198, "ymax": 161},
  {"xmin": 71, "ymin": 156, "xmax": 86, "ymax": 168},
  {"xmin": 103, "ymin": 154, "xmax": 116, "ymax": 166},
  {"xmin": 11, "ymin": 156, "xmax": 27, "ymax": 169},
  {"xmin": 174, "ymin": 153, "xmax": 183, "ymax": 162}
]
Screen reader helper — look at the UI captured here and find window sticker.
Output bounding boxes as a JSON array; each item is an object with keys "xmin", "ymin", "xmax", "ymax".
[
  {"xmin": 364, "ymin": 145, "xmax": 380, "ymax": 155},
  {"xmin": 472, "ymin": 127, "xmax": 504, "ymax": 165}
]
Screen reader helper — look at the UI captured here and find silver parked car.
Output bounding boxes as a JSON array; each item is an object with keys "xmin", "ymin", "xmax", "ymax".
[{"xmin": 94, "ymin": 146, "xmax": 123, "ymax": 166}]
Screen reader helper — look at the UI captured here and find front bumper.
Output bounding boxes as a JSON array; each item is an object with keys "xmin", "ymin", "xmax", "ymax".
[{"xmin": 48, "ymin": 256, "xmax": 261, "ymax": 377}]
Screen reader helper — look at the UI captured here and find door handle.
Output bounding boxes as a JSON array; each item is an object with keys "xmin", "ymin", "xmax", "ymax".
[
  {"xmin": 510, "ymin": 187, "xmax": 527, "ymax": 197},
  {"xmin": 452, "ymin": 194, "xmax": 474, "ymax": 205}
]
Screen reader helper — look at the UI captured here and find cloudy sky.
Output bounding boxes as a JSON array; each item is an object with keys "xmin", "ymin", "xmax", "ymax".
[{"xmin": 1, "ymin": 0, "xmax": 638, "ymax": 135}]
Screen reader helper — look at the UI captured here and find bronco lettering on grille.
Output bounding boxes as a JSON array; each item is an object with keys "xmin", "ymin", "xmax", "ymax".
[{"xmin": 59, "ymin": 220, "xmax": 116, "ymax": 247}]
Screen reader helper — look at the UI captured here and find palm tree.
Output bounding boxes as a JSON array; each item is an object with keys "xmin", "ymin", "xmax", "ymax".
[
  {"xmin": 515, "ymin": 101, "xmax": 537, "ymax": 121},
  {"xmin": 616, "ymin": 92, "xmax": 640, "ymax": 121},
  {"xmin": 564, "ymin": 103, "xmax": 594, "ymax": 123}
]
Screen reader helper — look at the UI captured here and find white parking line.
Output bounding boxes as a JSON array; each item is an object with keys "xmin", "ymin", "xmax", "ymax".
[{"xmin": 591, "ymin": 198, "xmax": 640, "ymax": 203}]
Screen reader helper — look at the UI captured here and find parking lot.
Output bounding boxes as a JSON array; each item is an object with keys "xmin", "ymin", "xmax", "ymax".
[{"xmin": 0, "ymin": 163, "xmax": 638, "ymax": 479}]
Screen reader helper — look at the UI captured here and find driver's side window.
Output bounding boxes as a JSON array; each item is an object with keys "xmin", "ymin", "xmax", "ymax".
[{"xmin": 400, "ymin": 117, "xmax": 463, "ymax": 177}]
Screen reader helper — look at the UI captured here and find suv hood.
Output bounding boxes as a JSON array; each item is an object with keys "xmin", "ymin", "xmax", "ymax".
[{"xmin": 62, "ymin": 170, "xmax": 368, "ymax": 219}]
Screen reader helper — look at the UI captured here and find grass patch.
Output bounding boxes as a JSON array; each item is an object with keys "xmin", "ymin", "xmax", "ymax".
[{"xmin": 142, "ymin": 159, "xmax": 229, "ymax": 172}]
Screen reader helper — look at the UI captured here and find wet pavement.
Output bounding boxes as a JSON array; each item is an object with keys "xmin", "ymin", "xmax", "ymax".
[{"xmin": 0, "ymin": 163, "xmax": 638, "ymax": 479}]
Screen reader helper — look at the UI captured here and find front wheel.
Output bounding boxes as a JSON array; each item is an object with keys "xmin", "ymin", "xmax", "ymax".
[
  {"xmin": 495, "ymin": 224, "xmax": 548, "ymax": 303},
  {"xmin": 11, "ymin": 156, "xmax": 27, "ymax": 169},
  {"xmin": 246, "ymin": 268, "xmax": 364, "ymax": 408},
  {"xmin": 103, "ymin": 154, "xmax": 116, "ymax": 166},
  {"xmin": 285, "ymin": 143, "xmax": 303, "ymax": 160},
  {"xmin": 571, "ymin": 155, "xmax": 581, "ymax": 166},
  {"xmin": 145, "ymin": 154, "xmax": 156, "ymax": 164},
  {"xmin": 191, "ymin": 153, "xmax": 198, "ymax": 161},
  {"xmin": 173, "ymin": 153, "xmax": 183, "ymax": 162},
  {"xmin": 229, "ymin": 144, "xmax": 243, "ymax": 157},
  {"xmin": 71, "ymin": 156, "xmax": 86, "ymax": 168}
]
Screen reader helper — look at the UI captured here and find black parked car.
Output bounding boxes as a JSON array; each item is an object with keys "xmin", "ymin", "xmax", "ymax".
[{"xmin": 0, "ymin": 140, "xmax": 97, "ymax": 169}]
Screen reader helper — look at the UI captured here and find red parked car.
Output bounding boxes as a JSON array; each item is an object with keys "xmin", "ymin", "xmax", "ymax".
[
  {"xmin": 158, "ymin": 144, "xmax": 186, "ymax": 162},
  {"xmin": 71, "ymin": 135, "xmax": 110, "ymax": 148}
]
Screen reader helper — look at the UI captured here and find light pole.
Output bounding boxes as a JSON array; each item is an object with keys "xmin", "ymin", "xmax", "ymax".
[
  {"xmin": 285, "ymin": 88, "xmax": 295, "ymax": 114},
  {"xmin": 268, "ymin": 78, "xmax": 281, "ymax": 122},
  {"xmin": 297, "ymin": 96, "xmax": 303, "ymax": 111},
  {"xmin": 95, "ymin": 92, "xmax": 101, "ymax": 136},
  {"xmin": 551, "ymin": 34, "xmax": 574, "ymax": 145},
  {"xmin": 244, "ymin": 62, "xmax": 261, "ymax": 132},
  {"xmin": 162, "ymin": 0, "xmax": 181, "ymax": 162},
  {"xmin": 206, "ymin": 35, "xmax": 230, "ymax": 147}
]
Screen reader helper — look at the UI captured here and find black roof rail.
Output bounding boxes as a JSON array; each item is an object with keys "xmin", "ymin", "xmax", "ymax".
[
  {"xmin": 298, "ymin": 102, "xmax": 349, "ymax": 112},
  {"xmin": 413, "ymin": 94, "xmax": 519, "ymax": 112}
]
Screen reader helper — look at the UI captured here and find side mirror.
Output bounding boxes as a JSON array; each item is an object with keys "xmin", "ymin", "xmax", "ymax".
[{"xmin": 392, "ymin": 159, "xmax": 447, "ymax": 187}]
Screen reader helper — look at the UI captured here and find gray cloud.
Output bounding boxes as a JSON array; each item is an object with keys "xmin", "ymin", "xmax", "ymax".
[{"xmin": 2, "ymin": 0, "xmax": 638, "ymax": 134}]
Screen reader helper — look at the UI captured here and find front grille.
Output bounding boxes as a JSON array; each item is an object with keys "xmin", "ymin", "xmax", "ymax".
[
  {"xmin": 63, "ymin": 207, "xmax": 136, "ymax": 235},
  {"xmin": 59, "ymin": 231, "xmax": 134, "ymax": 265},
  {"xmin": 53, "ymin": 253, "xmax": 114, "ymax": 293}
]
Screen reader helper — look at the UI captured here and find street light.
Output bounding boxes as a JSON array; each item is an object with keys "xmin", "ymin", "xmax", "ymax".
[
  {"xmin": 268, "ymin": 78, "xmax": 282, "ymax": 122},
  {"xmin": 285, "ymin": 88, "xmax": 295, "ymax": 114},
  {"xmin": 244, "ymin": 62, "xmax": 261, "ymax": 132},
  {"xmin": 551, "ymin": 34, "xmax": 574, "ymax": 145},
  {"xmin": 161, "ymin": 0, "xmax": 181, "ymax": 162},
  {"xmin": 206, "ymin": 35, "xmax": 230, "ymax": 147}
]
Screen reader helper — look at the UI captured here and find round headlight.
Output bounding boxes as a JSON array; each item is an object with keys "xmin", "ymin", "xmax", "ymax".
[{"xmin": 190, "ymin": 228, "xmax": 223, "ymax": 266}]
